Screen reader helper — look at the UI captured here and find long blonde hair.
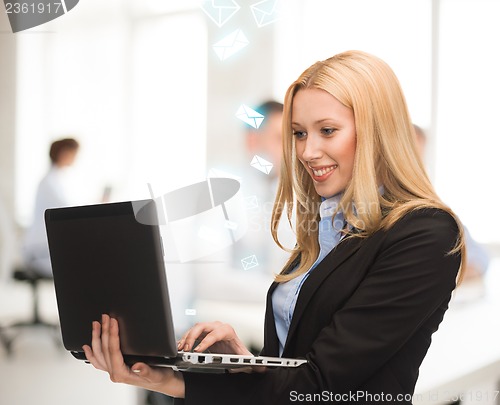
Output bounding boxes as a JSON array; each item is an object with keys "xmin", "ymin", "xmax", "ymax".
[{"xmin": 271, "ymin": 50, "xmax": 465, "ymax": 283}]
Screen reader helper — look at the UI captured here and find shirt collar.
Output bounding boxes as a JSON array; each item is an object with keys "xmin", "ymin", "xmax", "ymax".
[
  {"xmin": 319, "ymin": 193, "xmax": 343, "ymax": 219},
  {"xmin": 319, "ymin": 186, "xmax": 385, "ymax": 219}
]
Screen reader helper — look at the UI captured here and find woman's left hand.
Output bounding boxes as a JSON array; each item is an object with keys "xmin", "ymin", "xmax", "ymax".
[
  {"xmin": 177, "ymin": 321, "xmax": 252, "ymax": 355},
  {"xmin": 82, "ymin": 314, "xmax": 185, "ymax": 398}
]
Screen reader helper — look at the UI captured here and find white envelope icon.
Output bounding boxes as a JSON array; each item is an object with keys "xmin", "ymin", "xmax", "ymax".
[
  {"xmin": 241, "ymin": 254, "xmax": 259, "ymax": 270},
  {"xmin": 250, "ymin": 0, "xmax": 282, "ymax": 28},
  {"xmin": 243, "ymin": 195, "xmax": 259, "ymax": 210},
  {"xmin": 200, "ymin": 0, "xmax": 240, "ymax": 28},
  {"xmin": 185, "ymin": 309, "xmax": 197, "ymax": 316},
  {"xmin": 250, "ymin": 155, "xmax": 273, "ymax": 175},
  {"xmin": 236, "ymin": 104, "xmax": 265, "ymax": 129},
  {"xmin": 213, "ymin": 29, "xmax": 249, "ymax": 61}
]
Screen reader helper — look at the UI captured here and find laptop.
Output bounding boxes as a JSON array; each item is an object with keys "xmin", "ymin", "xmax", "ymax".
[{"xmin": 44, "ymin": 199, "xmax": 307, "ymax": 371}]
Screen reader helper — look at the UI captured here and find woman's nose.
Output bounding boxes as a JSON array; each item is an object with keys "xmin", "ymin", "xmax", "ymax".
[{"xmin": 301, "ymin": 135, "xmax": 322, "ymax": 161}]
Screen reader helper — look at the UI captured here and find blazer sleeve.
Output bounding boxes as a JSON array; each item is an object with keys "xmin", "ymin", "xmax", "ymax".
[{"xmin": 182, "ymin": 209, "xmax": 461, "ymax": 404}]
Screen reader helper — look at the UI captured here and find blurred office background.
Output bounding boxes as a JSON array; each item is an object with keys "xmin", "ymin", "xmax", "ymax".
[{"xmin": 1, "ymin": 0, "xmax": 499, "ymax": 404}]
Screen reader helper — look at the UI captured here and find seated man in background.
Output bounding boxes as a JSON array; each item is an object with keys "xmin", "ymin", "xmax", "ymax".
[{"xmin": 22, "ymin": 138, "xmax": 80, "ymax": 277}]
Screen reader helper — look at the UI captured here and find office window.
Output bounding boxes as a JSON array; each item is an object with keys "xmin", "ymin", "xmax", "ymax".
[
  {"xmin": 273, "ymin": 0, "xmax": 432, "ymax": 126},
  {"xmin": 436, "ymin": 0, "xmax": 500, "ymax": 243},
  {"xmin": 15, "ymin": 3, "xmax": 207, "ymax": 225}
]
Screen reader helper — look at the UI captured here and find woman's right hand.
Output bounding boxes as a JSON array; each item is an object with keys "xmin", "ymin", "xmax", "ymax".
[
  {"xmin": 177, "ymin": 321, "xmax": 252, "ymax": 356},
  {"xmin": 83, "ymin": 314, "xmax": 185, "ymax": 398}
]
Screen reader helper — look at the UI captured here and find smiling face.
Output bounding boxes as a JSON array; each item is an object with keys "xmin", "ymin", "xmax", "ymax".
[{"xmin": 292, "ymin": 88, "xmax": 357, "ymax": 199}]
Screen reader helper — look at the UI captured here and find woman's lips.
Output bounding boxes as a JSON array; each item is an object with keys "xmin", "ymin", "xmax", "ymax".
[{"xmin": 309, "ymin": 164, "xmax": 338, "ymax": 182}]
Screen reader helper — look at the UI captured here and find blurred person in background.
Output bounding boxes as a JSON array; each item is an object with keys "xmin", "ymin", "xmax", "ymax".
[
  {"xmin": 194, "ymin": 101, "xmax": 292, "ymax": 344},
  {"xmin": 237, "ymin": 100, "xmax": 294, "ymax": 276},
  {"xmin": 413, "ymin": 124, "xmax": 490, "ymax": 281},
  {"xmin": 197, "ymin": 100, "xmax": 290, "ymax": 300},
  {"xmin": 22, "ymin": 138, "xmax": 80, "ymax": 277}
]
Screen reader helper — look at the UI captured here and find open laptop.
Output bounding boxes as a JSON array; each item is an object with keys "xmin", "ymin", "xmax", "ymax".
[{"xmin": 44, "ymin": 199, "xmax": 307, "ymax": 371}]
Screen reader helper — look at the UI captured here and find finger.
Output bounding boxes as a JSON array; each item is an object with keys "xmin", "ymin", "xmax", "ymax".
[
  {"xmin": 101, "ymin": 314, "xmax": 112, "ymax": 370},
  {"xmin": 107, "ymin": 317, "xmax": 130, "ymax": 383},
  {"xmin": 177, "ymin": 332, "xmax": 188, "ymax": 351},
  {"xmin": 193, "ymin": 329, "xmax": 221, "ymax": 352},
  {"xmin": 180, "ymin": 323, "xmax": 218, "ymax": 351},
  {"xmin": 86, "ymin": 320, "xmax": 107, "ymax": 370},
  {"xmin": 83, "ymin": 343, "xmax": 107, "ymax": 372},
  {"xmin": 106, "ymin": 318, "xmax": 151, "ymax": 384},
  {"xmin": 177, "ymin": 332, "xmax": 191, "ymax": 350},
  {"xmin": 228, "ymin": 366, "xmax": 254, "ymax": 374},
  {"xmin": 178, "ymin": 326, "xmax": 202, "ymax": 351},
  {"xmin": 227, "ymin": 365, "xmax": 267, "ymax": 374},
  {"xmin": 105, "ymin": 320, "xmax": 173, "ymax": 386},
  {"xmin": 131, "ymin": 363, "xmax": 183, "ymax": 396},
  {"xmin": 194, "ymin": 323, "xmax": 233, "ymax": 353},
  {"xmin": 130, "ymin": 362, "xmax": 172, "ymax": 385},
  {"xmin": 252, "ymin": 365, "xmax": 268, "ymax": 374}
]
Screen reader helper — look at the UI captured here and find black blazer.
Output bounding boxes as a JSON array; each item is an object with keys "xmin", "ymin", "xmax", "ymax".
[{"xmin": 182, "ymin": 208, "xmax": 461, "ymax": 404}]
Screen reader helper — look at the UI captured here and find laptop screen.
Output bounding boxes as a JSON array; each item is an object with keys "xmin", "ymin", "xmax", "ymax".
[{"xmin": 45, "ymin": 200, "xmax": 177, "ymax": 358}]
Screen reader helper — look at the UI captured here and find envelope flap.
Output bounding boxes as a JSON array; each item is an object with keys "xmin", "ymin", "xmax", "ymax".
[
  {"xmin": 243, "ymin": 105, "xmax": 264, "ymax": 118},
  {"xmin": 255, "ymin": 155, "xmax": 272, "ymax": 166},
  {"xmin": 201, "ymin": 0, "xmax": 240, "ymax": 28},
  {"xmin": 252, "ymin": 0, "xmax": 277, "ymax": 15}
]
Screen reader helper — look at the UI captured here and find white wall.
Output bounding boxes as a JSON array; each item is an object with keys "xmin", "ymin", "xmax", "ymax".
[{"xmin": 0, "ymin": 11, "xmax": 18, "ymax": 280}]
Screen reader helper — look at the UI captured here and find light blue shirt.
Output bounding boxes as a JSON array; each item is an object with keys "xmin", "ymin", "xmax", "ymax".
[{"xmin": 272, "ymin": 193, "xmax": 346, "ymax": 356}]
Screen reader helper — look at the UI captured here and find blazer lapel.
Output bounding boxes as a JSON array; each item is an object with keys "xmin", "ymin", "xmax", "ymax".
[{"xmin": 282, "ymin": 236, "xmax": 363, "ymax": 355}]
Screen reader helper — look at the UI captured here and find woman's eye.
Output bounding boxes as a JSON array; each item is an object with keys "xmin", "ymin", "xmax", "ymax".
[
  {"xmin": 293, "ymin": 130, "xmax": 307, "ymax": 139},
  {"xmin": 321, "ymin": 127, "xmax": 336, "ymax": 136}
]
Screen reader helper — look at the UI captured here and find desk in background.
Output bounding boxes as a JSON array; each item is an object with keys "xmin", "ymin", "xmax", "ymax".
[{"xmin": 415, "ymin": 258, "xmax": 500, "ymax": 404}]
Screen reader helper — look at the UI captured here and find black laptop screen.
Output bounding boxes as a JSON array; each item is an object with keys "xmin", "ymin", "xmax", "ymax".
[{"xmin": 45, "ymin": 200, "xmax": 177, "ymax": 358}]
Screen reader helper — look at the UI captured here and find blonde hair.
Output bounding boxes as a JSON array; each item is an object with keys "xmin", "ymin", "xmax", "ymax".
[{"xmin": 271, "ymin": 50, "xmax": 465, "ymax": 283}]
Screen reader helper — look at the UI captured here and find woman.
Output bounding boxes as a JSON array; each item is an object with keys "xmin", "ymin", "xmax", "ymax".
[{"xmin": 83, "ymin": 51, "xmax": 464, "ymax": 404}]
